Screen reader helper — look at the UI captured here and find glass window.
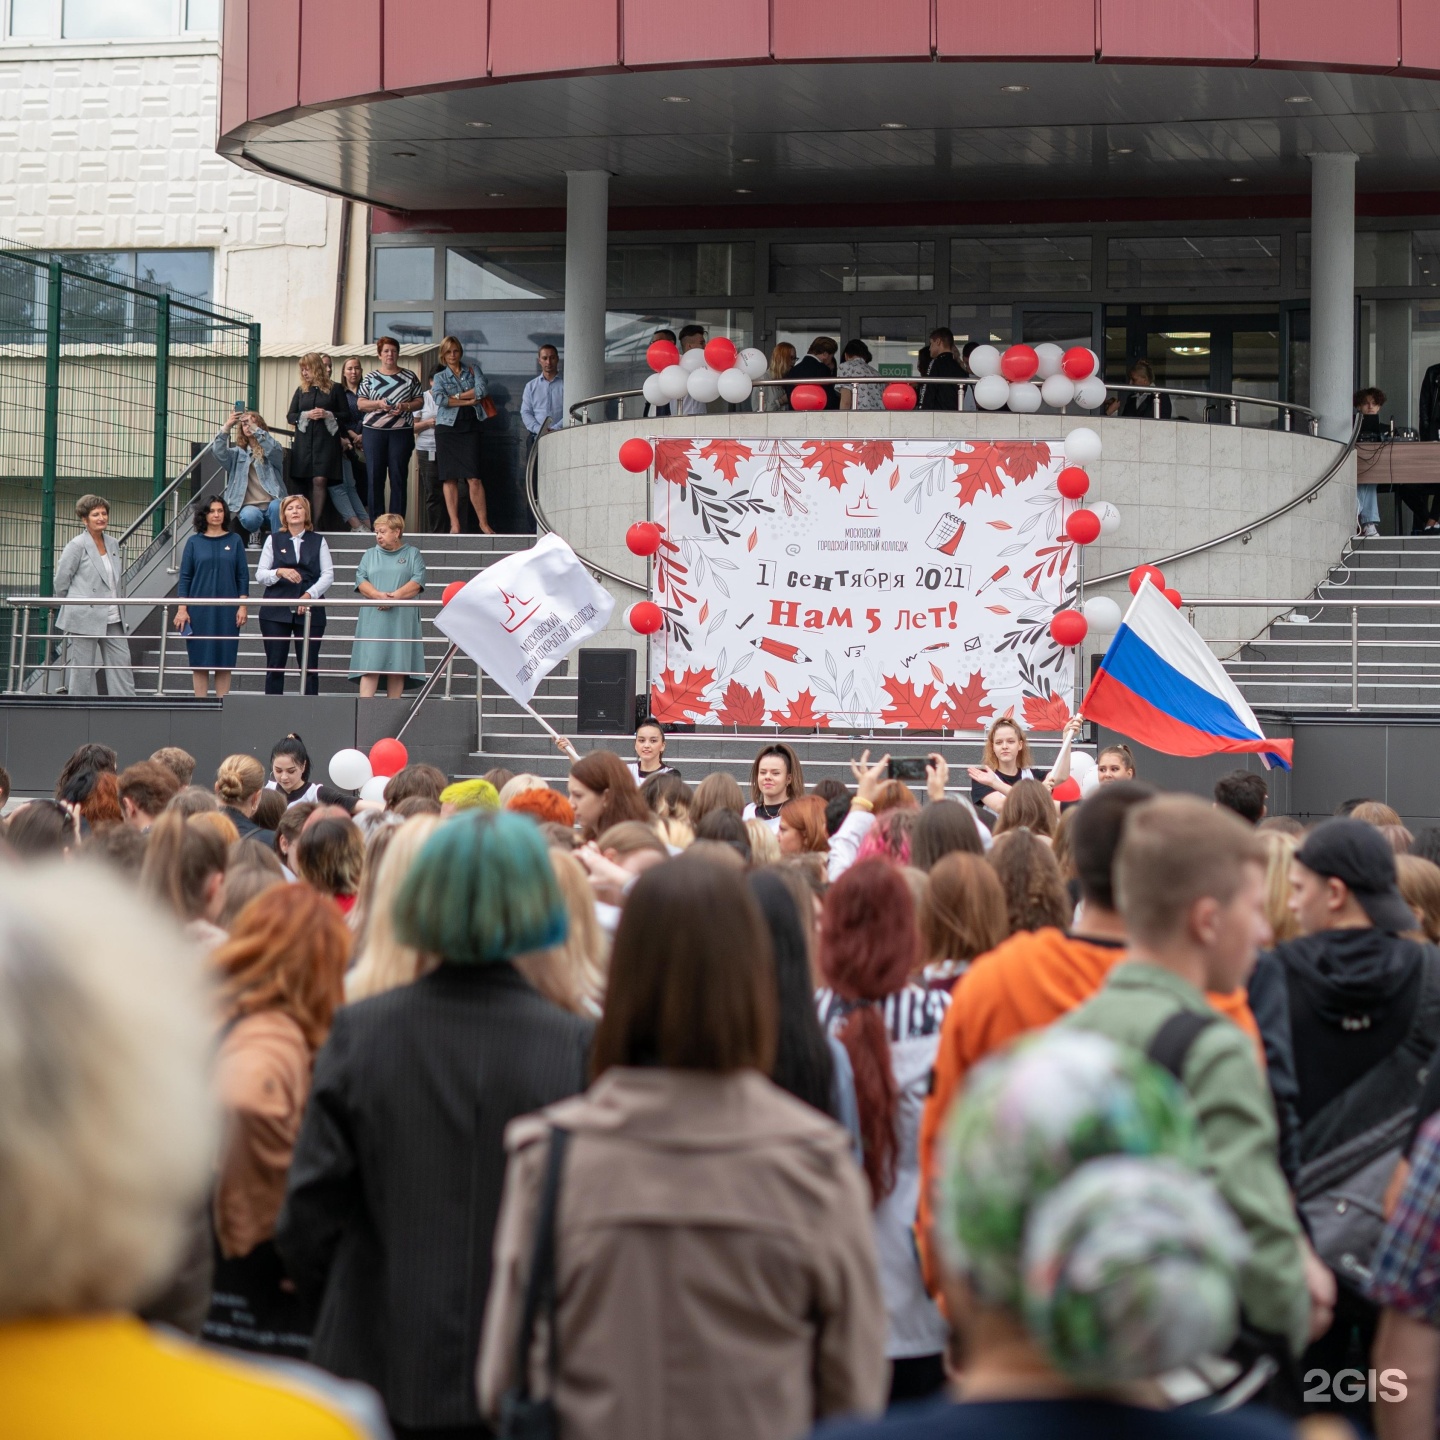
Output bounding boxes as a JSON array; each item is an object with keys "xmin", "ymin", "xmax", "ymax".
[
  {"xmin": 1359, "ymin": 299, "xmax": 1440, "ymax": 434},
  {"xmin": 446, "ymin": 245, "xmax": 564, "ymax": 301},
  {"xmin": 184, "ymin": 0, "xmax": 219, "ymax": 28},
  {"xmin": 605, "ymin": 309, "xmax": 753, "ymax": 394},
  {"xmin": 63, "ymin": 0, "xmax": 171, "ymax": 37},
  {"xmin": 1107, "ymin": 236, "xmax": 1281, "ymax": 290},
  {"xmin": 0, "ymin": 254, "xmax": 41, "ymax": 337},
  {"xmin": 1309, "ymin": 231, "xmax": 1440, "ymax": 290},
  {"xmin": 136, "ymin": 249, "xmax": 212, "ymax": 304},
  {"xmin": 607, "ymin": 242, "xmax": 754, "ymax": 298},
  {"xmin": 9, "ymin": 0, "xmax": 51, "ymax": 36},
  {"xmin": 770, "ymin": 242, "xmax": 933, "ymax": 294},
  {"xmin": 372, "ymin": 311, "xmax": 434, "ymax": 345},
  {"xmin": 1020, "ymin": 311, "xmax": 1095, "ymax": 349},
  {"xmin": 374, "ymin": 247, "xmax": 434, "ymax": 302},
  {"xmin": 950, "ymin": 236, "xmax": 1091, "ymax": 294},
  {"xmin": 949, "ymin": 304, "xmax": 1013, "ymax": 346},
  {"xmin": 860, "ymin": 314, "xmax": 932, "ymax": 375}
]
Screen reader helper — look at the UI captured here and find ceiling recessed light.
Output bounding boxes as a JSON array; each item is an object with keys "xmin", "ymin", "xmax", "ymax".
[
  {"xmin": 1228, "ymin": 176, "xmax": 1246, "ymax": 183},
  {"xmin": 661, "ymin": 94, "xmax": 690, "ymax": 103},
  {"xmin": 466, "ymin": 120, "xmax": 491, "ymax": 128},
  {"xmin": 487, "ymin": 190, "xmax": 505, "ymax": 197},
  {"xmin": 1284, "ymin": 94, "xmax": 1312, "ymax": 104},
  {"xmin": 1112, "ymin": 147, "xmax": 1134, "ymax": 155},
  {"xmin": 392, "ymin": 150, "xmax": 417, "ymax": 158},
  {"xmin": 1000, "ymin": 84, "xmax": 1029, "ymax": 93},
  {"xmin": 739, "ymin": 156, "xmax": 759, "ymax": 163},
  {"xmin": 735, "ymin": 188, "xmax": 752, "ymax": 194},
  {"xmin": 880, "ymin": 121, "xmax": 908, "ymax": 130}
]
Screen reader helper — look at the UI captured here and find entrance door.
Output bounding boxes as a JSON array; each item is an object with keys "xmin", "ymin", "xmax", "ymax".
[{"xmin": 768, "ymin": 308, "xmax": 936, "ymax": 377}]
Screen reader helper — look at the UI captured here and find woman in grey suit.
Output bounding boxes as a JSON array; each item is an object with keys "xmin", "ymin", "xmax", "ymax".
[{"xmin": 54, "ymin": 494, "xmax": 135, "ymax": 697}]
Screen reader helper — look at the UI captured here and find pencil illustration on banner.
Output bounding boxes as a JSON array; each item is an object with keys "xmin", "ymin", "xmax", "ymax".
[
  {"xmin": 751, "ymin": 637, "xmax": 812, "ymax": 664},
  {"xmin": 976, "ymin": 565, "xmax": 1009, "ymax": 596}
]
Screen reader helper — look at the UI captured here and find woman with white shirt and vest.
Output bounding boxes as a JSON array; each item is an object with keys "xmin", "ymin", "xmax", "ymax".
[
  {"xmin": 53, "ymin": 493, "xmax": 136, "ymax": 697},
  {"xmin": 256, "ymin": 495, "xmax": 334, "ymax": 696}
]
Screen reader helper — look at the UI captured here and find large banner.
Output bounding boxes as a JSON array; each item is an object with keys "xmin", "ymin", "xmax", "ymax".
[{"xmin": 648, "ymin": 437, "xmax": 1079, "ymax": 732}]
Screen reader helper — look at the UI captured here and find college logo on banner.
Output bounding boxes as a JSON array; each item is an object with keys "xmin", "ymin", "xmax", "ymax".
[{"xmin": 648, "ymin": 438, "xmax": 1079, "ymax": 732}]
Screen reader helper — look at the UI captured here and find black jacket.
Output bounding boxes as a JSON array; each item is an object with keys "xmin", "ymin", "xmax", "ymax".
[
  {"xmin": 920, "ymin": 350, "xmax": 964, "ymax": 411},
  {"xmin": 276, "ymin": 963, "xmax": 592, "ymax": 1429},
  {"xmin": 1420, "ymin": 363, "xmax": 1440, "ymax": 441},
  {"xmin": 287, "ymin": 383, "xmax": 347, "ymax": 480},
  {"xmin": 222, "ymin": 805, "xmax": 277, "ymax": 850},
  {"xmin": 787, "ymin": 353, "xmax": 840, "ymax": 409}
]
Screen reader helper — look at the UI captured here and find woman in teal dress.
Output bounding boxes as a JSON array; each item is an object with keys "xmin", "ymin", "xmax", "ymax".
[
  {"xmin": 350, "ymin": 512, "xmax": 427, "ymax": 697},
  {"xmin": 175, "ymin": 497, "xmax": 249, "ymax": 698}
]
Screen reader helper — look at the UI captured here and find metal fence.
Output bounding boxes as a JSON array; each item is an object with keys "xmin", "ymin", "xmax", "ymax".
[{"xmin": 0, "ymin": 242, "xmax": 259, "ymax": 646}]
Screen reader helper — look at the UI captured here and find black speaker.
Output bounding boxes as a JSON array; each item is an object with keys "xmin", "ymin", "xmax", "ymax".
[{"xmin": 577, "ymin": 648, "xmax": 637, "ymax": 734}]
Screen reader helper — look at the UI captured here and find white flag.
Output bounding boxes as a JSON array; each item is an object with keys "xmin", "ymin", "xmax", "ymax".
[{"xmin": 434, "ymin": 533, "xmax": 616, "ymax": 706}]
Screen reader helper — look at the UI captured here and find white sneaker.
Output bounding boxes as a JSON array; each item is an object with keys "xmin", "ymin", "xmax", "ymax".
[{"xmin": 1362, "ymin": 524, "xmax": 1380, "ymax": 537}]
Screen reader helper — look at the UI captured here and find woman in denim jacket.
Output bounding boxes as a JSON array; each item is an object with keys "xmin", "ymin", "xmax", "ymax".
[
  {"xmin": 211, "ymin": 411, "xmax": 286, "ymax": 542},
  {"xmin": 432, "ymin": 336, "xmax": 492, "ymax": 534}
]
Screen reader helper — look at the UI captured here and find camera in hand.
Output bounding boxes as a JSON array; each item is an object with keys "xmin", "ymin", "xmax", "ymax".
[{"xmin": 887, "ymin": 757, "xmax": 931, "ymax": 782}]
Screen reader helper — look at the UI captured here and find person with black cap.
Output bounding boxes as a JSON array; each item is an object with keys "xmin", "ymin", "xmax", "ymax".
[{"xmin": 1248, "ymin": 817, "xmax": 1440, "ymax": 1412}]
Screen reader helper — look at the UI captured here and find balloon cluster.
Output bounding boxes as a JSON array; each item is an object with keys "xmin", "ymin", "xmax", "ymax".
[
  {"xmin": 1045, "ymin": 426, "xmax": 1127, "ymax": 651},
  {"xmin": 640, "ymin": 337, "xmax": 767, "ymax": 410},
  {"xmin": 970, "ymin": 343, "xmax": 1107, "ymax": 414},
  {"xmin": 328, "ymin": 737, "xmax": 410, "ymax": 803}
]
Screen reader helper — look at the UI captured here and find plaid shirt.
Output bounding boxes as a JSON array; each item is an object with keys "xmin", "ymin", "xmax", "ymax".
[{"xmin": 1368, "ymin": 1111, "xmax": 1440, "ymax": 1323}]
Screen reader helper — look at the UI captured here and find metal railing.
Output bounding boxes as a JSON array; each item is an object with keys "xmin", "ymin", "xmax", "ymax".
[{"xmin": 566, "ymin": 375, "xmax": 1321, "ymax": 433}]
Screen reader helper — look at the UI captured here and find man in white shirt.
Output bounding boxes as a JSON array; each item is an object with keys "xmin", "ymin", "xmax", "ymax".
[
  {"xmin": 677, "ymin": 324, "xmax": 709, "ymax": 417},
  {"xmin": 414, "ymin": 365, "xmax": 445, "ymax": 532},
  {"xmin": 520, "ymin": 345, "xmax": 564, "ymax": 445}
]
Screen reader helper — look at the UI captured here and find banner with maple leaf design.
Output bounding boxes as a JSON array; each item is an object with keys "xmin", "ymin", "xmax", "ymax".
[{"xmin": 648, "ymin": 437, "xmax": 1079, "ymax": 732}]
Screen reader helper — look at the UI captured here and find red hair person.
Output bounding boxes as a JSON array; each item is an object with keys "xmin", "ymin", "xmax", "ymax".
[
  {"xmin": 567, "ymin": 751, "xmax": 650, "ymax": 841},
  {"xmin": 506, "ymin": 786, "xmax": 576, "ymax": 829},
  {"xmin": 778, "ymin": 795, "xmax": 829, "ymax": 856},
  {"xmin": 816, "ymin": 857, "xmax": 951, "ymax": 1405}
]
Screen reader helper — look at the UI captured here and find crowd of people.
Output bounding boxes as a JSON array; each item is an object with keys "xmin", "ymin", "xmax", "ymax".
[{"xmin": 5, "ymin": 715, "xmax": 1440, "ymax": 1440}]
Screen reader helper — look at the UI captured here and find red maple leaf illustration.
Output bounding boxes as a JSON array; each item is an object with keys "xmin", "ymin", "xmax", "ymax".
[
  {"xmin": 952, "ymin": 440, "xmax": 1054, "ymax": 508},
  {"xmin": 697, "ymin": 438, "xmax": 752, "ymax": 484},
  {"xmin": 653, "ymin": 438, "xmax": 694, "ymax": 486},
  {"xmin": 801, "ymin": 440, "xmax": 854, "ymax": 492},
  {"xmin": 770, "ymin": 688, "xmax": 830, "ymax": 729},
  {"xmin": 1023, "ymin": 692, "xmax": 1073, "ymax": 733},
  {"xmin": 849, "ymin": 440, "xmax": 894, "ymax": 473},
  {"xmin": 945, "ymin": 671, "xmax": 995, "ymax": 730},
  {"xmin": 650, "ymin": 665, "xmax": 715, "ymax": 723},
  {"xmin": 715, "ymin": 680, "xmax": 768, "ymax": 727},
  {"xmin": 879, "ymin": 675, "xmax": 950, "ymax": 730}
]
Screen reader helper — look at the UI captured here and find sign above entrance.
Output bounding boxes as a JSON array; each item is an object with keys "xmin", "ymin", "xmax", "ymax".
[{"xmin": 648, "ymin": 438, "xmax": 1080, "ymax": 732}]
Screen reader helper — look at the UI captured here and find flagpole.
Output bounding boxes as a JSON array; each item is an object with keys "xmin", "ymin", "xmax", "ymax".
[
  {"xmin": 524, "ymin": 701, "xmax": 580, "ymax": 761},
  {"xmin": 395, "ymin": 642, "xmax": 459, "ymax": 743}
]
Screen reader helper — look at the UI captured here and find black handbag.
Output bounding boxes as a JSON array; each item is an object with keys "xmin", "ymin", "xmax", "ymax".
[{"xmin": 496, "ymin": 1126, "xmax": 569, "ymax": 1440}]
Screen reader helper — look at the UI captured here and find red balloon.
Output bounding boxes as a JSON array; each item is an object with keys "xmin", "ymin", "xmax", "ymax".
[
  {"xmin": 1163, "ymin": 587, "xmax": 1184, "ymax": 609},
  {"xmin": 646, "ymin": 339, "xmax": 679, "ymax": 372},
  {"xmin": 1129, "ymin": 564, "xmax": 1166, "ymax": 595},
  {"xmin": 1050, "ymin": 610, "xmax": 1088, "ymax": 647},
  {"xmin": 626, "ymin": 521, "xmax": 661, "ymax": 557},
  {"xmin": 1056, "ymin": 466, "xmax": 1090, "ymax": 500},
  {"xmin": 368, "ymin": 737, "xmax": 409, "ymax": 778},
  {"xmin": 882, "ymin": 382, "xmax": 918, "ymax": 411},
  {"xmin": 618, "ymin": 437, "xmax": 654, "ymax": 473},
  {"xmin": 1051, "ymin": 777, "xmax": 1083, "ymax": 803},
  {"xmin": 1062, "ymin": 346, "xmax": 1097, "ymax": 381},
  {"xmin": 441, "ymin": 580, "xmax": 466, "ymax": 606},
  {"xmin": 703, "ymin": 336, "xmax": 737, "ymax": 371},
  {"xmin": 1065, "ymin": 509, "xmax": 1101, "ymax": 545},
  {"xmin": 791, "ymin": 384, "xmax": 826, "ymax": 412},
  {"xmin": 999, "ymin": 344, "xmax": 1039, "ymax": 383},
  {"xmin": 626, "ymin": 601, "xmax": 664, "ymax": 635}
]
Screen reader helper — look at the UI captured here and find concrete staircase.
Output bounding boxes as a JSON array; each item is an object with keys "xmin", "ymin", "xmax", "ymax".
[{"xmin": 1227, "ymin": 535, "xmax": 1440, "ymax": 712}]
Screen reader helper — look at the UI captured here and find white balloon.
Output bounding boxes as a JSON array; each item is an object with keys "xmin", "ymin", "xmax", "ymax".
[
  {"xmin": 360, "ymin": 774, "xmax": 390, "ymax": 803},
  {"xmin": 1070, "ymin": 751, "xmax": 1097, "ymax": 780},
  {"xmin": 680, "ymin": 347, "xmax": 708, "ymax": 372},
  {"xmin": 1075, "ymin": 376, "xmax": 1108, "ymax": 410},
  {"xmin": 1008, "ymin": 381, "xmax": 1043, "ymax": 413},
  {"xmin": 1082, "ymin": 595, "xmax": 1123, "ymax": 634},
  {"xmin": 686, "ymin": 366, "xmax": 721, "ymax": 403},
  {"xmin": 1092, "ymin": 500, "xmax": 1122, "ymax": 536},
  {"xmin": 642, "ymin": 372, "xmax": 667, "ymax": 406},
  {"xmin": 1034, "ymin": 342, "xmax": 1064, "ymax": 379},
  {"xmin": 717, "ymin": 367, "xmax": 753, "ymax": 403},
  {"xmin": 974, "ymin": 374, "xmax": 1010, "ymax": 410},
  {"xmin": 658, "ymin": 364, "xmax": 690, "ymax": 400},
  {"xmin": 1081, "ymin": 766, "xmax": 1102, "ymax": 797},
  {"xmin": 738, "ymin": 346, "xmax": 769, "ymax": 379},
  {"xmin": 1063, "ymin": 426, "xmax": 1104, "ymax": 463},
  {"xmin": 1040, "ymin": 373, "xmax": 1077, "ymax": 408},
  {"xmin": 328, "ymin": 747, "xmax": 373, "ymax": 791},
  {"xmin": 968, "ymin": 344, "xmax": 1001, "ymax": 378}
]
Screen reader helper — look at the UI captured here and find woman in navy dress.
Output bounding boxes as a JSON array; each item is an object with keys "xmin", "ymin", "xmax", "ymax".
[{"xmin": 175, "ymin": 496, "xmax": 250, "ymax": 698}]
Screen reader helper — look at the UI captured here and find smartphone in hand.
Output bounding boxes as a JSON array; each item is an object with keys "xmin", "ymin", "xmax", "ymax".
[{"xmin": 888, "ymin": 757, "xmax": 931, "ymax": 782}]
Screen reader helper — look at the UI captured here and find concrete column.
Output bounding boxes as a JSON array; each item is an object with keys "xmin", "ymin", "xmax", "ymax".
[
  {"xmin": 1309, "ymin": 153, "xmax": 1358, "ymax": 441},
  {"xmin": 563, "ymin": 170, "xmax": 609, "ymax": 422}
]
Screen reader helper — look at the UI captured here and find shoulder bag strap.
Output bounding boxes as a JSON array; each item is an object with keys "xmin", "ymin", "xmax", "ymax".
[
  {"xmin": 511, "ymin": 1126, "xmax": 570, "ymax": 1402},
  {"xmin": 1146, "ymin": 1009, "xmax": 1219, "ymax": 1083}
]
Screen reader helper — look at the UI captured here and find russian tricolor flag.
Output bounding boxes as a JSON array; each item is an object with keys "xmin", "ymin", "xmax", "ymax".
[{"xmin": 1081, "ymin": 579, "xmax": 1293, "ymax": 770}]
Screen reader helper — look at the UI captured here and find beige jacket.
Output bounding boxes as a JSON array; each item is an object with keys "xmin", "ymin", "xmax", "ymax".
[
  {"xmin": 478, "ymin": 1068, "xmax": 887, "ymax": 1440},
  {"xmin": 213, "ymin": 1011, "xmax": 312, "ymax": 1259}
]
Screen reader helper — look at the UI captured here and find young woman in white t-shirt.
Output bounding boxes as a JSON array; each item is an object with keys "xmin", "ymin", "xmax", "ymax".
[{"xmin": 742, "ymin": 742, "xmax": 805, "ymax": 831}]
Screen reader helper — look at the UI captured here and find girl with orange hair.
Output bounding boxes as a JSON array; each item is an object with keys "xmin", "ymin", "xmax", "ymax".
[{"xmin": 205, "ymin": 884, "xmax": 350, "ymax": 1356}]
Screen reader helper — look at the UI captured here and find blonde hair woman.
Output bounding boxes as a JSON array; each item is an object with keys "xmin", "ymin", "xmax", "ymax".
[
  {"xmin": 209, "ymin": 409, "xmax": 285, "ymax": 540},
  {"xmin": 515, "ymin": 847, "xmax": 608, "ymax": 1016},
  {"xmin": 213, "ymin": 753, "xmax": 273, "ymax": 844},
  {"xmin": 350, "ymin": 512, "xmax": 427, "ymax": 698},
  {"xmin": 746, "ymin": 817, "xmax": 782, "ymax": 864},
  {"xmin": 256, "ymin": 493, "xmax": 334, "ymax": 696},
  {"xmin": 346, "ymin": 815, "xmax": 442, "ymax": 1001},
  {"xmin": 1260, "ymin": 829, "xmax": 1301, "ymax": 944},
  {"xmin": 286, "ymin": 350, "xmax": 346, "ymax": 527},
  {"xmin": 432, "ymin": 334, "xmax": 492, "ymax": 534},
  {"xmin": 766, "ymin": 341, "xmax": 797, "ymax": 411},
  {"xmin": 968, "ymin": 713, "xmax": 1079, "ymax": 825}
]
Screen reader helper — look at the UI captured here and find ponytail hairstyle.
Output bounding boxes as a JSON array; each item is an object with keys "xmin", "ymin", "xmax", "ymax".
[
  {"xmin": 214, "ymin": 753, "xmax": 266, "ymax": 810},
  {"xmin": 269, "ymin": 732, "xmax": 312, "ymax": 784},
  {"xmin": 140, "ymin": 811, "xmax": 228, "ymax": 923},
  {"xmin": 818, "ymin": 857, "xmax": 917, "ymax": 1204}
]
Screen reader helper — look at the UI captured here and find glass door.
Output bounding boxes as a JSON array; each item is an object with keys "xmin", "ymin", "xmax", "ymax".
[
  {"xmin": 1017, "ymin": 305, "xmax": 1102, "ymax": 352},
  {"xmin": 859, "ymin": 311, "xmax": 935, "ymax": 376}
]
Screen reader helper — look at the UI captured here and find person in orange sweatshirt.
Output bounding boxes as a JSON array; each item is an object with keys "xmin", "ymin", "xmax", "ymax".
[{"xmin": 916, "ymin": 781, "xmax": 1261, "ymax": 1290}]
